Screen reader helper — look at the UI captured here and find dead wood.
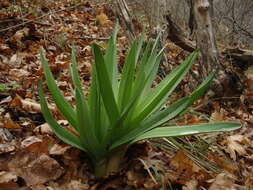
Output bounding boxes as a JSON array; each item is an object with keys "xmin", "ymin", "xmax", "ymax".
[
  {"xmin": 165, "ymin": 13, "xmax": 249, "ymax": 97},
  {"xmin": 165, "ymin": 14, "xmax": 196, "ymax": 52},
  {"xmin": 222, "ymin": 47, "xmax": 253, "ymax": 69},
  {"xmin": 115, "ymin": 0, "xmax": 136, "ymax": 42},
  {"xmin": 165, "ymin": 14, "xmax": 253, "ymax": 70}
]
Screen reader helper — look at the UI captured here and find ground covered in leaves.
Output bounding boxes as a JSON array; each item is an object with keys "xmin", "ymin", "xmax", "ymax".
[{"xmin": 0, "ymin": 0, "xmax": 253, "ymax": 189}]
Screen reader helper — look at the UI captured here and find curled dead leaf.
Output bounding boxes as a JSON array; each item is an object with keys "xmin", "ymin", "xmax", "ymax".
[
  {"xmin": 10, "ymin": 27, "xmax": 29, "ymax": 49},
  {"xmin": 21, "ymin": 136, "xmax": 53, "ymax": 154},
  {"xmin": 34, "ymin": 123, "xmax": 53, "ymax": 135},
  {"xmin": 211, "ymin": 109, "xmax": 226, "ymax": 121},
  {"xmin": 64, "ymin": 180, "xmax": 89, "ymax": 190},
  {"xmin": 21, "ymin": 136, "xmax": 42, "ymax": 149},
  {"xmin": 2, "ymin": 117, "xmax": 21, "ymax": 129},
  {"xmin": 0, "ymin": 171, "xmax": 17, "ymax": 183},
  {"xmin": 96, "ymin": 13, "xmax": 110, "ymax": 26},
  {"xmin": 10, "ymin": 96, "xmax": 56, "ymax": 114},
  {"xmin": 8, "ymin": 151, "xmax": 64, "ymax": 186},
  {"xmin": 208, "ymin": 173, "xmax": 242, "ymax": 190},
  {"xmin": 182, "ymin": 179, "xmax": 198, "ymax": 190},
  {"xmin": 0, "ymin": 144, "xmax": 15, "ymax": 154},
  {"xmin": 223, "ymin": 135, "xmax": 249, "ymax": 160},
  {"xmin": 168, "ymin": 150, "xmax": 205, "ymax": 185},
  {"xmin": 49, "ymin": 143, "xmax": 71, "ymax": 155},
  {"xmin": 11, "ymin": 28, "xmax": 29, "ymax": 42}
]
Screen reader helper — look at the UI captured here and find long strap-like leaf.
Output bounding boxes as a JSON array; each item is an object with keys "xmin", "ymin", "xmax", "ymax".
[
  {"xmin": 40, "ymin": 49, "xmax": 78, "ymax": 129},
  {"xmin": 75, "ymin": 88, "xmax": 105, "ymax": 159},
  {"xmin": 92, "ymin": 44, "xmax": 120, "ymax": 125},
  {"xmin": 133, "ymin": 50, "xmax": 199, "ymax": 125},
  {"xmin": 132, "ymin": 122, "xmax": 241, "ymax": 142},
  {"xmin": 110, "ymin": 97, "xmax": 190, "ymax": 149},
  {"xmin": 38, "ymin": 81, "xmax": 84, "ymax": 151},
  {"xmin": 104, "ymin": 22, "xmax": 119, "ymax": 96}
]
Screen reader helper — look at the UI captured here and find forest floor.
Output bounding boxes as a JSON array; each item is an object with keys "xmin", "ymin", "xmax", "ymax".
[{"xmin": 0, "ymin": 1, "xmax": 253, "ymax": 189}]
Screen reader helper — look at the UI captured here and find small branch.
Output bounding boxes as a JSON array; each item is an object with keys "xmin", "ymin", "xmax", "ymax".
[
  {"xmin": 75, "ymin": 36, "xmax": 109, "ymax": 41},
  {"xmin": 0, "ymin": 3, "xmax": 85, "ymax": 33},
  {"xmin": 0, "ymin": 17, "xmax": 51, "ymax": 26},
  {"xmin": 165, "ymin": 14, "xmax": 196, "ymax": 52},
  {"xmin": 116, "ymin": 0, "xmax": 136, "ymax": 42}
]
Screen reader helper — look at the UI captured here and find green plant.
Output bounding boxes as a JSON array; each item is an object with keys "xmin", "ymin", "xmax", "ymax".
[
  {"xmin": 39, "ymin": 24, "xmax": 240, "ymax": 177},
  {"xmin": 0, "ymin": 82, "xmax": 21, "ymax": 92}
]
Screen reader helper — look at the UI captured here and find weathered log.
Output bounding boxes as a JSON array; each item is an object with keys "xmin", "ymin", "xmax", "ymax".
[
  {"xmin": 166, "ymin": 14, "xmax": 253, "ymax": 70},
  {"xmin": 222, "ymin": 47, "xmax": 253, "ymax": 69},
  {"xmin": 165, "ymin": 12, "xmax": 246, "ymax": 97},
  {"xmin": 115, "ymin": 0, "xmax": 135, "ymax": 42},
  {"xmin": 166, "ymin": 14, "xmax": 196, "ymax": 52}
]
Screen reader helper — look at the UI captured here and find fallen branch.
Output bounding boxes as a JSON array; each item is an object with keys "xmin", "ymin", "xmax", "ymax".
[
  {"xmin": 222, "ymin": 47, "xmax": 253, "ymax": 69},
  {"xmin": 115, "ymin": 0, "xmax": 136, "ymax": 42},
  {"xmin": 165, "ymin": 14, "xmax": 196, "ymax": 52},
  {"xmin": 0, "ymin": 18, "xmax": 51, "ymax": 26},
  {"xmin": 75, "ymin": 36, "xmax": 109, "ymax": 41},
  {"xmin": 165, "ymin": 14, "xmax": 253, "ymax": 68},
  {"xmin": 0, "ymin": 3, "xmax": 85, "ymax": 33}
]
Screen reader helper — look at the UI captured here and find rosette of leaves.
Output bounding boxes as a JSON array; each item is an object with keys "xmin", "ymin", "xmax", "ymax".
[{"xmin": 39, "ymin": 23, "xmax": 240, "ymax": 177}]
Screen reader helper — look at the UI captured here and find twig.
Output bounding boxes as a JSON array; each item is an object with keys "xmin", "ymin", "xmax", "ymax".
[
  {"xmin": 0, "ymin": 3, "xmax": 85, "ymax": 33},
  {"xmin": 0, "ymin": 17, "xmax": 51, "ymax": 26},
  {"xmin": 75, "ymin": 36, "xmax": 109, "ymax": 41},
  {"xmin": 138, "ymin": 158, "xmax": 158, "ymax": 184}
]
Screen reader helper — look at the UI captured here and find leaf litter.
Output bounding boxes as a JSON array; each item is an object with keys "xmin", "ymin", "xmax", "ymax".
[{"xmin": 0, "ymin": 0, "xmax": 252, "ymax": 189}]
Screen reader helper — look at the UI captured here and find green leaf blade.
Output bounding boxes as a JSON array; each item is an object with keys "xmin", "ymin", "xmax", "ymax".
[
  {"xmin": 70, "ymin": 46, "xmax": 83, "ymax": 92},
  {"xmin": 92, "ymin": 43, "xmax": 120, "ymax": 125},
  {"xmin": 75, "ymin": 88, "xmax": 105, "ymax": 159},
  {"xmin": 110, "ymin": 97, "xmax": 191, "ymax": 149},
  {"xmin": 40, "ymin": 49, "xmax": 78, "ymax": 129},
  {"xmin": 104, "ymin": 22, "xmax": 119, "ymax": 95},
  {"xmin": 38, "ymin": 81, "xmax": 84, "ymax": 151},
  {"xmin": 133, "ymin": 122, "xmax": 241, "ymax": 142},
  {"xmin": 133, "ymin": 50, "xmax": 199, "ymax": 124}
]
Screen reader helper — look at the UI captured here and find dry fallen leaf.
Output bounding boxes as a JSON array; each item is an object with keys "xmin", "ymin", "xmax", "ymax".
[
  {"xmin": 0, "ymin": 182, "xmax": 19, "ymax": 190},
  {"xmin": 2, "ymin": 117, "xmax": 21, "ymax": 129},
  {"xmin": 168, "ymin": 150, "xmax": 205, "ymax": 185},
  {"xmin": 208, "ymin": 173, "xmax": 241, "ymax": 190},
  {"xmin": 21, "ymin": 136, "xmax": 42, "ymax": 148},
  {"xmin": 0, "ymin": 144, "xmax": 15, "ymax": 154},
  {"xmin": 182, "ymin": 179, "xmax": 198, "ymax": 190},
  {"xmin": 34, "ymin": 122, "xmax": 53, "ymax": 135},
  {"xmin": 63, "ymin": 180, "xmax": 89, "ymax": 190},
  {"xmin": 211, "ymin": 109, "xmax": 226, "ymax": 121},
  {"xmin": 0, "ymin": 171, "xmax": 17, "ymax": 183},
  {"xmin": 224, "ymin": 135, "xmax": 248, "ymax": 160},
  {"xmin": 21, "ymin": 136, "xmax": 54, "ymax": 154},
  {"xmin": 10, "ymin": 27, "xmax": 30, "ymax": 49},
  {"xmin": 8, "ymin": 151, "xmax": 64, "ymax": 186},
  {"xmin": 96, "ymin": 12, "xmax": 110, "ymax": 26},
  {"xmin": 26, "ymin": 184, "xmax": 48, "ymax": 190},
  {"xmin": 49, "ymin": 143, "xmax": 71, "ymax": 155},
  {"xmin": 10, "ymin": 96, "xmax": 55, "ymax": 114}
]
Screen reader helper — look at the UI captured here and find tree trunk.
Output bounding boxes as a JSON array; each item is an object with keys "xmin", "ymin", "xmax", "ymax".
[
  {"xmin": 115, "ymin": 0, "xmax": 135, "ymax": 42},
  {"xmin": 190, "ymin": 0, "xmax": 236, "ymax": 97},
  {"xmin": 193, "ymin": 0, "xmax": 220, "ymax": 79},
  {"xmin": 150, "ymin": 0, "xmax": 167, "ymax": 29}
]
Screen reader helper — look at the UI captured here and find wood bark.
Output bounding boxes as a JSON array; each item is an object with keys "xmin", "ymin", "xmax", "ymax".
[
  {"xmin": 150, "ymin": 0, "xmax": 167, "ymax": 29},
  {"xmin": 189, "ymin": 0, "xmax": 233, "ymax": 96},
  {"xmin": 165, "ymin": 14, "xmax": 253, "ymax": 71},
  {"xmin": 166, "ymin": 15, "xmax": 253, "ymax": 66},
  {"xmin": 193, "ymin": 0, "xmax": 220, "ymax": 79},
  {"xmin": 165, "ymin": 0, "xmax": 242, "ymax": 97},
  {"xmin": 115, "ymin": 0, "xmax": 135, "ymax": 42}
]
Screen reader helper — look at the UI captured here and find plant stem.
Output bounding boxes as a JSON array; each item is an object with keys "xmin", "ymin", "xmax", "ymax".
[{"xmin": 94, "ymin": 146, "xmax": 127, "ymax": 178}]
